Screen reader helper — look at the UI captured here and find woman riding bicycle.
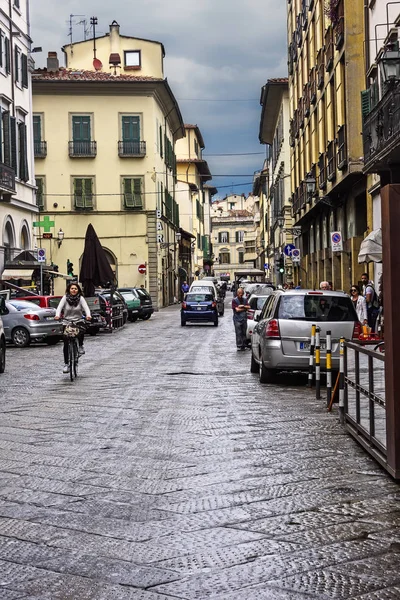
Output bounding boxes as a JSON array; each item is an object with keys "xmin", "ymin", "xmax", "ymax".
[{"xmin": 55, "ymin": 282, "xmax": 91, "ymax": 373}]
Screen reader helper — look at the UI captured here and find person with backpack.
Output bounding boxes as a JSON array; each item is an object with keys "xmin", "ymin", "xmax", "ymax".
[{"xmin": 361, "ymin": 272, "xmax": 380, "ymax": 332}]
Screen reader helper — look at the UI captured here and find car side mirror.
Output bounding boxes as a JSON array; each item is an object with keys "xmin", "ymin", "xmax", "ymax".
[
  {"xmin": 254, "ymin": 314, "xmax": 260, "ymax": 322},
  {"xmin": 0, "ymin": 298, "xmax": 8, "ymax": 315}
]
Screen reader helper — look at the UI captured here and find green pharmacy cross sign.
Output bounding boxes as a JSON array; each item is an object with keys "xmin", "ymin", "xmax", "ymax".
[{"xmin": 33, "ymin": 215, "xmax": 55, "ymax": 233}]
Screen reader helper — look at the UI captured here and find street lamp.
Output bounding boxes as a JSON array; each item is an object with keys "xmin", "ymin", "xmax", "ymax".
[
  {"xmin": 57, "ymin": 228, "xmax": 64, "ymax": 248},
  {"xmin": 379, "ymin": 43, "xmax": 400, "ymax": 85},
  {"xmin": 305, "ymin": 173, "xmax": 316, "ymax": 199},
  {"xmin": 175, "ymin": 231, "xmax": 182, "ymax": 244}
]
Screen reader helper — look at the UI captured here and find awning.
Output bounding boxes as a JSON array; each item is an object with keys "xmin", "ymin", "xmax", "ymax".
[
  {"xmin": 1, "ymin": 269, "xmax": 34, "ymax": 280},
  {"xmin": 358, "ymin": 228, "xmax": 382, "ymax": 264}
]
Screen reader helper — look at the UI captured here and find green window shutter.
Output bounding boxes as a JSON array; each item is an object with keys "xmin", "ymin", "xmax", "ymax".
[
  {"xmin": 5, "ymin": 37, "xmax": 10, "ymax": 74},
  {"xmin": 74, "ymin": 178, "xmax": 84, "ymax": 208},
  {"xmin": 35, "ymin": 178, "xmax": 44, "ymax": 209},
  {"xmin": 10, "ymin": 116, "xmax": 17, "ymax": 175},
  {"xmin": 159, "ymin": 125, "xmax": 163, "ymax": 158},
  {"xmin": 361, "ymin": 90, "xmax": 371, "ymax": 119},
  {"xmin": 123, "ymin": 178, "xmax": 134, "ymax": 208},
  {"xmin": 18, "ymin": 123, "xmax": 29, "ymax": 182},
  {"xmin": 14, "ymin": 46, "xmax": 18, "ymax": 81},
  {"xmin": 2, "ymin": 111, "xmax": 10, "ymax": 166},
  {"xmin": 122, "ymin": 116, "xmax": 140, "ymax": 141},
  {"xmin": 21, "ymin": 54, "xmax": 28, "ymax": 88},
  {"xmin": 72, "ymin": 116, "xmax": 91, "ymax": 141},
  {"xmin": 133, "ymin": 178, "xmax": 143, "ymax": 208},
  {"xmin": 84, "ymin": 178, "xmax": 93, "ymax": 208},
  {"xmin": 33, "ymin": 115, "xmax": 41, "ymax": 143}
]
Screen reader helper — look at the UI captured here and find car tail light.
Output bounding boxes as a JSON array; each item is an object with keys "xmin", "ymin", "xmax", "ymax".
[
  {"xmin": 24, "ymin": 313, "xmax": 40, "ymax": 321},
  {"xmin": 212, "ymin": 302, "xmax": 217, "ymax": 308},
  {"xmin": 182, "ymin": 302, "xmax": 187, "ymax": 309},
  {"xmin": 247, "ymin": 309, "xmax": 255, "ymax": 320},
  {"xmin": 265, "ymin": 319, "xmax": 280, "ymax": 338},
  {"xmin": 353, "ymin": 321, "xmax": 362, "ymax": 340}
]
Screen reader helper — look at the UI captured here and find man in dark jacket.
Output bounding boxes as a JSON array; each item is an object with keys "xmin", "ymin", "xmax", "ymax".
[{"xmin": 232, "ymin": 287, "xmax": 250, "ymax": 350}]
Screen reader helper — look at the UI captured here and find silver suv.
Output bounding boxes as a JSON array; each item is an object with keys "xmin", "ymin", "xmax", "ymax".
[
  {"xmin": 0, "ymin": 297, "xmax": 6, "ymax": 373},
  {"xmin": 250, "ymin": 289, "xmax": 360, "ymax": 383}
]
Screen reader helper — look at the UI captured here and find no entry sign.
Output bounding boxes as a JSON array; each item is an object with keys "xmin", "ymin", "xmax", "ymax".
[{"xmin": 138, "ymin": 264, "xmax": 146, "ymax": 274}]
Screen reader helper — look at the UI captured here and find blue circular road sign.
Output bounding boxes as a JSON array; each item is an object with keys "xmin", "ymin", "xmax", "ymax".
[{"xmin": 284, "ymin": 244, "xmax": 296, "ymax": 257}]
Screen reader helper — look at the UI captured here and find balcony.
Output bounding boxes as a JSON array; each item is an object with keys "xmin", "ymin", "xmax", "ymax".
[
  {"xmin": 0, "ymin": 162, "xmax": 16, "ymax": 196},
  {"xmin": 118, "ymin": 140, "xmax": 146, "ymax": 157},
  {"xmin": 337, "ymin": 125, "xmax": 347, "ymax": 169},
  {"xmin": 363, "ymin": 85, "xmax": 400, "ymax": 173},
  {"xmin": 34, "ymin": 141, "xmax": 47, "ymax": 158},
  {"xmin": 69, "ymin": 141, "xmax": 97, "ymax": 158}
]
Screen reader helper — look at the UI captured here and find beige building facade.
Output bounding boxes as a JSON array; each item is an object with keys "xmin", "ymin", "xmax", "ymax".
[{"xmin": 33, "ymin": 21, "xmax": 184, "ymax": 308}]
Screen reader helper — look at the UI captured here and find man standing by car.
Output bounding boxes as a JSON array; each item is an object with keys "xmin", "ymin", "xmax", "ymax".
[
  {"xmin": 181, "ymin": 281, "xmax": 189, "ymax": 300},
  {"xmin": 361, "ymin": 272, "xmax": 380, "ymax": 331},
  {"xmin": 232, "ymin": 287, "xmax": 250, "ymax": 350}
]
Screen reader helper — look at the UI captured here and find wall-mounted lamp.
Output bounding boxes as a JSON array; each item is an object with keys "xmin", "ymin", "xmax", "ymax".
[
  {"xmin": 57, "ymin": 228, "xmax": 65, "ymax": 248},
  {"xmin": 175, "ymin": 231, "xmax": 182, "ymax": 243},
  {"xmin": 379, "ymin": 43, "xmax": 400, "ymax": 86}
]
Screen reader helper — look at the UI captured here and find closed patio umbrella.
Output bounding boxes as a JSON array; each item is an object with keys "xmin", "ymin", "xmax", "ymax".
[
  {"xmin": 358, "ymin": 228, "xmax": 382, "ymax": 264},
  {"xmin": 79, "ymin": 224, "xmax": 115, "ymax": 297}
]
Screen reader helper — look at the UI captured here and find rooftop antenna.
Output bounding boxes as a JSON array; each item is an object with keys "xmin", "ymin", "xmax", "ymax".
[
  {"xmin": 68, "ymin": 14, "xmax": 85, "ymax": 53},
  {"xmin": 77, "ymin": 18, "xmax": 89, "ymax": 41},
  {"xmin": 90, "ymin": 16, "xmax": 98, "ymax": 59}
]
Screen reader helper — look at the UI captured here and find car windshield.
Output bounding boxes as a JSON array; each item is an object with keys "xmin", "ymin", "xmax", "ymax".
[
  {"xmin": 253, "ymin": 297, "xmax": 268, "ymax": 310},
  {"xmin": 186, "ymin": 294, "xmax": 213, "ymax": 302},
  {"xmin": 48, "ymin": 298, "xmax": 61, "ymax": 309},
  {"xmin": 278, "ymin": 294, "xmax": 356, "ymax": 321},
  {"xmin": 8, "ymin": 301, "xmax": 41, "ymax": 311},
  {"xmin": 121, "ymin": 292, "xmax": 135, "ymax": 301},
  {"xmin": 136, "ymin": 289, "xmax": 150, "ymax": 299},
  {"xmin": 191, "ymin": 286, "xmax": 213, "ymax": 294}
]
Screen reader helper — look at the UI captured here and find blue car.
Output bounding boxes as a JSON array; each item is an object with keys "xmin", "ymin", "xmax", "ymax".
[{"xmin": 181, "ymin": 292, "xmax": 218, "ymax": 327}]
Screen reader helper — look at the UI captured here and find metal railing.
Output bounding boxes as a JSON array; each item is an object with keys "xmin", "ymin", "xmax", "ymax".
[
  {"xmin": 0, "ymin": 162, "xmax": 16, "ymax": 193},
  {"xmin": 69, "ymin": 141, "xmax": 97, "ymax": 158},
  {"xmin": 118, "ymin": 140, "xmax": 146, "ymax": 157},
  {"xmin": 363, "ymin": 84, "xmax": 400, "ymax": 173},
  {"xmin": 344, "ymin": 341, "xmax": 387, "ymax": 469},
  {"xmin": 34, "ymin": 141, "xmax": 47, "ymax": 158}
]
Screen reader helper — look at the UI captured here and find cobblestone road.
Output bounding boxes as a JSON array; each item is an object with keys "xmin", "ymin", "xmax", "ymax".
[{"xmin": 1, "ymin": 298, "xmax": 400, "ymax": 599}]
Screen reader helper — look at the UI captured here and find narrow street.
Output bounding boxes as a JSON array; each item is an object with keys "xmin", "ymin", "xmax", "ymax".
[{"xmin": 1, "ymin": 298, "xmax": 400, "ymax": 599}]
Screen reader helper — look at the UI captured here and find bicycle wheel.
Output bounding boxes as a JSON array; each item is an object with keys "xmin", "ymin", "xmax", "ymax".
[
  {"xmin": 69, "ymin": 341, "xmax": 74, "ymax": 381},
  {"xmin": 73, "ymin": 340, "xmax": 79, "ymax": 378}
]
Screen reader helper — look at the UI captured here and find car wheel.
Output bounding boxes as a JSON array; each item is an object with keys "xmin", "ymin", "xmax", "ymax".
[
  {"xmin": 259, "ymin": 356, "xmax": 275, "ymax": 383},
  {"xmin": 130, "ymin": 315, "xmax": 138, "ymax": 322},
  {"xmin": 89, "ymin": 327, "xmax": 100, "ymax": 336},
  {"xmin": 214, "ymin": 319, "xmax": 219, "ymax": 327},
  {"xmin": 12, "ymin": 327, "xmax": 31, "ymax": 348},
  {"xmin": 0, "ymin": 340, "xmax": 5, "ymax": 373},
  {"xmin": 45, "ymin": 337, "xmax": 59, "ymax": 345},
  {"xmin": 141, "ymin": 313, "xmax": 151, "ymax": 320},
  {"xmin": 250, "ymin": 350, "xmax": 258, "ymax": 373},
  {"xmin": 181, "ymin": 318, "xmax": 186, "ymax": 327}
]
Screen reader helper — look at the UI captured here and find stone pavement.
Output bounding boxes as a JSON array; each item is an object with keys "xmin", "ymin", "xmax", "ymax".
[{"xmin": 0, "ymin": 299, "xmax": 400, "ymax": 599}]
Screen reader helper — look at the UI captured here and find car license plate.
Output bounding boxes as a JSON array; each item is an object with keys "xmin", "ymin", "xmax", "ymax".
[
  {"xmin": 197, "ymin": 306, "xmax": 202, "ymax": 311},
  {"xmin": 45, "ymin": 316, "xmax": 54, "ymax": 321},
  {"xmin": 300, "ymin": 341, "xmax": 326, "ymax": 351}
]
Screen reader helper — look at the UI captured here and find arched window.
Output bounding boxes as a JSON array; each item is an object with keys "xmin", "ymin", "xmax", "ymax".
[
  {"xmin": 20, "ymin": 222, "xmax": 30, "ymax": 250},
  {"xmin": 219, "ymin": 249, "xmax": 230, "ymax": 264},
  {"xmin": 3, "ymin": 216, "xmax": 16, "ymax": 263}
]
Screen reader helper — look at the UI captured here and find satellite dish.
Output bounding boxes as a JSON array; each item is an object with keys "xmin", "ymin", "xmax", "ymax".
[{"xmin": 93, "ymin": 58, "xmax": 103, "ymax": 71}]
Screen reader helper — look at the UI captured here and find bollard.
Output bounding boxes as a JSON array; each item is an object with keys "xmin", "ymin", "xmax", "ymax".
[
  {"xmin": 339, "ymin": 336, "xmax": 345, "ymax": 425},
  {"xmin": 326, "ymin": 330, "xmax": 332, "ymax": 407},
  {"xmin": 307, "ymin": 324, "xmax": 316, "ymax": 388},
  {"xmin": 315, "ymin": 326, "xmax": 321, "ymax": 400}
]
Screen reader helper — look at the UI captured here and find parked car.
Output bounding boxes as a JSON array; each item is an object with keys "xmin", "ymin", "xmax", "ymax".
[
  {"xmin": 246, "ymin": 292, "xmax": 273, "ymax": 343},
  {"xmin": 17, "ymin": 295, "xmax": 62, "ymax": 309},
  {"xmin": 250, "ymin": 289, "xmax": 361, "ymax": 383},
  {"xmin": 189, "ymin": 284, "xmax": 224, "ymax": 316},
  {"xmin": 189, "ymin": 280, "xmax": 218, "ymax": 298},
  {"xmin": 0, "ymin": 297, "xmax": 6, "ymax": 372},
  {"xmin": 2, "ymin": 300, "xmax": 63, "ymax": 347},
  {"xmin": 118, "ymin": 289, "xmax": 141, "ymax": 322},
  {"xmin": 181, "ymin": 292, "xmax": 218, "ymax": 327},
  {"xmin": 87, "ymin": 290, "xmax": 127, "ymax": 330},
  {"xmin": 128, "ymin": 288, "xmax": 154, "ymax": 320}
]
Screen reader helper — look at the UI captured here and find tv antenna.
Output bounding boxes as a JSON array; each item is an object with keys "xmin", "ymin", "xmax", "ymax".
[
  {"xmin": 90, "ymin": 17, "xmax": 98, "ymax": 59},
  {"xmin": 68, "ymin": 14, "xmax": 86, "ymax": 46}
]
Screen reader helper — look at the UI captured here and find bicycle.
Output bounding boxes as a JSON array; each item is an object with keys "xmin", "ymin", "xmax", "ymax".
[{"xmin": 62, "ymin": 319, "xmax": 86, "ymax": 381}]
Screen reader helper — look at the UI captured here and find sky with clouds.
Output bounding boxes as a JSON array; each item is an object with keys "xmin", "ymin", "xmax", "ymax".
[{"xmin": 30, "ymin": 1, "xmax": 288, "ymax": 199}]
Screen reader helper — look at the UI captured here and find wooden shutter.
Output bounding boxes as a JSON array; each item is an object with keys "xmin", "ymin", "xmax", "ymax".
[
  {"xmin": 35, "ymin": 178, "xmax": 44, "ymax": 208},
  {"xmin": 123, "ymin": 178, "xmax": 134, "ymax": 208},
  {"xmin": 2, "ymin": 111, "xmax": 11, "ymax": 166},
  {"xmin": 21, "ymin": 54, "xmax": 28, "ymax": 88},
  {"xmin": 10, "ymin": 116, "xmax": 17, "ymax": 175},
  {"xmin": 361, "ymin": 90, "xmax": 371, "ymax": 119},
  {"xmin": 5, "ymin": 37, "xmax": 10, "ymax": 74},
  {"xmin": 14, "ymin": 46, "xmax": 19, "ymax": 81},
  {"xmin": 84, "ymin": 178, "xmax": 93, "ymax": 208},
  {"xmin": 74, "ymin": 179, "xmax": 84, "ymax": 208},
  {"xmin": 133, "ymin": 178, "xmax": 142, "ymax": 207},
  {"xmin": 159, "ymin": 125, "xmax": 163, "ymax": 157},
  {"xmin": 0, "ymin": 108, "xmax": 2, "ymax": 164},
  {"xmin": 72, "ymin": 116, "xmax": 91, "ymax": 140},
  {"xmin": 122, "ymin": 116, "xmax": 140, "ymax": 141},
  {"xmin": 18, "ymin": 122, "xmax": 29, "ymax": 182},
  {"xmin": 0, "ymin": 33, "xmax": 3, "ymax": 69}
]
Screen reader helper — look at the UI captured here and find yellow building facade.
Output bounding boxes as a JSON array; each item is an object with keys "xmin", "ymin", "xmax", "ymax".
[
  {"xmin": 288, "ymin": 0, "xmax": 368, "ymax": 290},
  {"xmin": 33, "ymin": 21, "xmax": 184, "ymax": 308}
]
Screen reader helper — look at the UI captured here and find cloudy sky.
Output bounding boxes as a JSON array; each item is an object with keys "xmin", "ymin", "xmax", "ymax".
[{"xmin": 30, "ymin": 1, "xmax": 288, "ymax": 198}]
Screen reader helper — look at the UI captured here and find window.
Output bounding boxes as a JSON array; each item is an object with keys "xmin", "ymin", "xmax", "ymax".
[
  {"xmin": 33, "ymin": 114, "xmax": 46, "ymax": 157},
  {"xmin": 236, "ymin": 231, "xmax": 245, "ymax": 243},
  {"xmin": 73, "ymin": 177, "xmax": 93, "ymax": 210},
  {"xmin": 18, "ymin": 121, "xmax": 29, "ymax": 181},
  {"xmin": 122, "ymin": 177, "xmax": 143, "ymax": 209},
  {"xmin": 21, "ymin": 54, "xmax": 28, "ymax": 88},
  {"xmin": 238, "ymin": 249, "xmax": 244, "ymax": 264},
  {"xmin": 14, "ymin": 0, "xmax": 20, "ymax": 8},
  {"xmin": 124, "ymin": 50, "xmax": 141, "ymax": 69},
  {"xmin": 194, "ymin": 139, "xmax": 199, "ymax": 157},
  {"xmin": 14, "ymin": 45, "xmax": 19, "ymax": 82},
  {"xmin": 71, "ymin": 115, "xmax": 95, "ymax": 156},
  {"xmin": 218, "ymin": 231, "xmax": 229, "ymax": 243},
  {"xmin": 35, "ymin": 177, "xmax": 44, "ymax": 210},
  {"xmin": 219, "ymin": 251, "xmax": 231, "ymax": 264},
  {"xmin": 121, "ymin": 115, "xmax": 140, "ymax": 143},
  {"xmin": 277, "ymin": 294, "xmax": 356, "ymax": 321}
]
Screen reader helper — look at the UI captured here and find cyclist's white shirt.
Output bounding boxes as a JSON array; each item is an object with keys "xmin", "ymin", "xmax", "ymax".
[{"xmin": 56, "ymin": 296, "xmax": 91, "ymax": 320}]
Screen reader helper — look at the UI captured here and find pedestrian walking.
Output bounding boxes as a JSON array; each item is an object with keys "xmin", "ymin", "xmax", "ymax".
[
  {"xmin": 232, "ymin": 287, "xmax": 250, "ymax": 351},
  {"xmin": 361, "ymin": 272, "xmax": 380, "ymax": 331},
  {"xmin": 181, "ymin": 280, "xmax": 189, "ymax": 300},
  {"xmin": 350, "ymin": 285, "xmax": 367, "ymax": 325}
]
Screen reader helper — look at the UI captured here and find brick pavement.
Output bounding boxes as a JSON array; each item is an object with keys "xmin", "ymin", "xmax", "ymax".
[{"xmin": 0, "ymin": 300, "xmax": 400, "ymax": 599}]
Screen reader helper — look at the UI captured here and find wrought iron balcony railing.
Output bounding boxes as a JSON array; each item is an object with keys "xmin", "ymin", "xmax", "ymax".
[
  {"xmin": 69, "ymin": 141, "xmax": 97, "ymax": 158},
  {"xmin": 0, "ymin": 162, "xmax": 16, "ymax": 194},
  {"xmin": 34, "ymin": 141, "xmax": 47, "ymax": 158},
  {"xmin": 363, "ymin": 85, "xmax": 400, "ymax": 173},
  {"xmin": 118, "ymin": 140, "xmax": 146, "ymax": 157}
]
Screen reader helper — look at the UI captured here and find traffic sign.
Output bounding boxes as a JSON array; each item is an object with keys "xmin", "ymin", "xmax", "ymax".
[
  {"xmin": 284, "ymin": 243, "xmax": 296, "ymax": 257},
  {"xmin": 264, "ymin": 263, "xmax": 269, "ymax": 270},
  {"xmin": 291, "ymin": 249, "xmax": 301, "ymax": 263},
  {"xmin": 138, "ymin": 263, "xmax": 146, "ymax": 274},
  {"xmin": 37, "ymin": 248, "xmax": 46, "ymax": 263},
  {"xmin": 331, "ymin": 231, "xmax": 343, "ymax": 252}
]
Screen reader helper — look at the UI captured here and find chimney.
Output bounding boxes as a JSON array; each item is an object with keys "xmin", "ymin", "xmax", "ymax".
[
  {"xmin": 47, "ymin": 51, "xmax": 59, "ymax": 72},
  {"xmin": 109, "ymin": 20, "xmax": 121, "ymax": 69}
]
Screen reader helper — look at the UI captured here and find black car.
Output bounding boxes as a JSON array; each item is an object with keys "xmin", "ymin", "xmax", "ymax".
[{"xmin": 119, "ymin": 288, "xmax": 154, "ymax": 320}]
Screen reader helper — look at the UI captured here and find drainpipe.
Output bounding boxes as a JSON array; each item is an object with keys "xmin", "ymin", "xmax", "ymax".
[{"xmin": 364, "ymin": 0, "xmax": 370, "ymax": 88}]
